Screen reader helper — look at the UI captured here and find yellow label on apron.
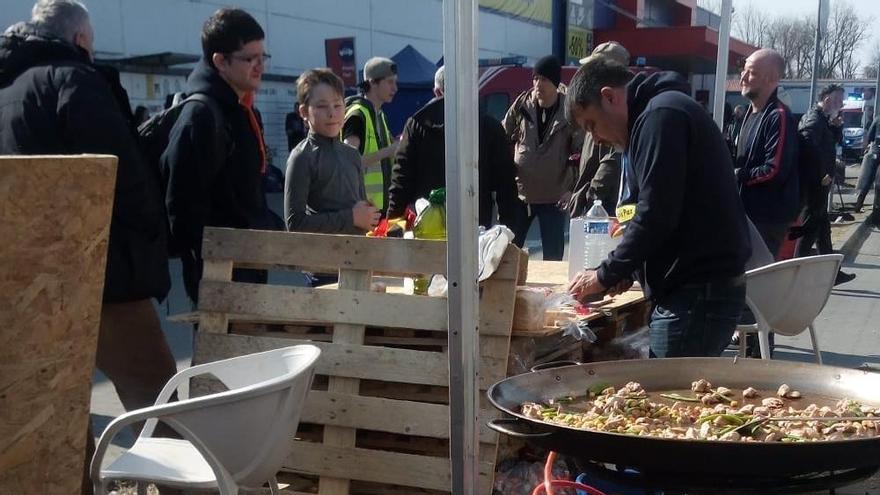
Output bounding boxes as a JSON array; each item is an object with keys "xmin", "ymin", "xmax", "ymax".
[{"xmin": 616, "ymin": 203, "xmax": 636, "ymax": 223}]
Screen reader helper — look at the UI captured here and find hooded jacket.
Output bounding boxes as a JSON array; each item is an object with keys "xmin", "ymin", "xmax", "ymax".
[
  {"xmin": 0, "ymin": 25, "xmax": 170, "ymax": 302},
  {"xmin": 735, "ymin": 88, "xmax": 800, "ymax": 224},
  {"xmin": 597, "ymin": 72, "xmax": 751, "ymax": 299},
  {"xmin": 161, "ymin": 59, "xmax": 276, "ymax": 299},
  {"xmin": 798, "ymin": 105, "xmax": 837, "ymax": 210},
  {"xmin": 386, "ymin": 96, "xmax": 521, "ymax": 229},
  {"xmin": 502, "ymin": 89, "xmax": 584, "ymax": 204}
]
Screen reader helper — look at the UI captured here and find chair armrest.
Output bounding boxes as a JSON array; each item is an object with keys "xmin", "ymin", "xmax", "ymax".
[
  {"xmin": 90, "ymin": 401, "xmax": 236, "ymax": 489},
  {"xmin": 141, "ymin": 361, "xmax": 235, "ymax": 437}
]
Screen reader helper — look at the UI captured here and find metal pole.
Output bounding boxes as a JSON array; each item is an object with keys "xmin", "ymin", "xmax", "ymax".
[
  {"xmin": 442, "ymin": 0, "xmax": 480, "ymax": 493},
  {"xmin": 712, "ymin": 0, "xmax": 732, "ymax": 130},
  {"xmin": 808, "ymin": 0, "xmax": 824, "ymax": 105},
  {"xmin": 874, "ymin": 62, "xmax": 880, "ymax": 122}
]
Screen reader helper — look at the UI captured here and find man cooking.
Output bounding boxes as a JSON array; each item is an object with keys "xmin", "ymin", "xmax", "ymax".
[{"xmin": 566, "ymin": 57, "xmax": 751, "ymax": 358}]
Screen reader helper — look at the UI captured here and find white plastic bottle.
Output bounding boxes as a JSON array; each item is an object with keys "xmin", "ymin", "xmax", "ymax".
[
  {"xmin": 567, "ymin": 216, "xmax": 586, "ymax": 280},
  {"xmin": 584, "ymin": 200, "xmax": 613, "ymax": 270}
]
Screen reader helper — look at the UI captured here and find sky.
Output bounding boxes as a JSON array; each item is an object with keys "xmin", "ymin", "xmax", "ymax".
[{"xmin": 719, "ymin": 0, "xmax": 880, "ymax": 73}]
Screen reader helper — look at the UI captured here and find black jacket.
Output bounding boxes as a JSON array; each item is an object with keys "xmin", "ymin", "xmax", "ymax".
[
  {"xmin": 735, "ymin": 89, "xmax": 800, "ymax": 224},
  {"xmin": 0, "ymin": 26, "xmax": 170, "ymax": 302},
  {"xmin": 161, "ymin": 60, "xmax": 275, "ymax": 297},
  {"xmin": 386, "ymin": 96, "xmax": 520, "ymax": 230},
  {"xmin": 798, "ymin": 105, "xmax": 836, "ymax": 210},
  {"xmin": 597, "ymin": 72, "xmax": 750, "ymax": 299}
]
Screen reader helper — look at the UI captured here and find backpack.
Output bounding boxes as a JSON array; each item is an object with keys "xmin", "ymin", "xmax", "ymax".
[{"xmin": 137, "ymin": 93, "xmax": 230, "ymax": 257}]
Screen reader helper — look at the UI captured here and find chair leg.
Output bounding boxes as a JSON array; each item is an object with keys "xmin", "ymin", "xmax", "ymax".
[
  {"xmin": 269, "ymin": 476, "xmax": 281, "ymax": 495},
  {"xmin": 738, "ymin": 330, "xmax": 747, "ymax": 357},
  {"xmin": 758, "ymin": 330, "xmax": 772, "ymax": 360},
  {"xmin": 92, "ymin": 480, "xmax": 106, "ymax": 495},
  {"xmin": 137, "ymin": 482, "xmax": 148, "ymax": 495},
  {"xmin": 808, "ymin": 324, "xmax": 823, "ymax": 365}
]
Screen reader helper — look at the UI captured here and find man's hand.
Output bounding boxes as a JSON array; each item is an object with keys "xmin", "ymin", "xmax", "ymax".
[
  {"xmin": 352, "ymin": 201, "xmax": 381, "ymax": 230},
  {"xmin": 557, "ymin": 191, "xmax": 573, "ymax": 210},
  {"xmin": 821, "ymin": 174, "xmax": 833, "ymax": 186},
  {"xmin": 606, "ymin": 278, "xmax": 634, "ymax": 297},
  {"xmin": 568, "ymin": 270, "xmax": 607, "ymax": 302}
]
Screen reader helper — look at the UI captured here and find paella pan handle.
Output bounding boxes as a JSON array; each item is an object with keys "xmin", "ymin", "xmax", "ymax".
[
  {"xmin": 530, "ymin": 360, "xmax": 582, "ymax": 372},
  {"xmin": 487, "ymin": 418, "xmax": 554, "ymax": 438}
]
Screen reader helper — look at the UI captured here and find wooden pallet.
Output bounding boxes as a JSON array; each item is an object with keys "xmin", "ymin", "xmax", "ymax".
[{"xmin": 192, "ymin": 228, "xmax": 522, "ymax": 495}]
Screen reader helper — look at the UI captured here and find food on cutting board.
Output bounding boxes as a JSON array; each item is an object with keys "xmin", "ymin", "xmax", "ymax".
[{"xmin": 521, "ymin": 379, "xmax": 880, "ymax": 442}]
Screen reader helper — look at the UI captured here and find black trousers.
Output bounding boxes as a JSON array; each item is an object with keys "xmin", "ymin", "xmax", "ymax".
[{"xmin": 797, "ymin": 186, "xmax": 833, "ymax": 256}]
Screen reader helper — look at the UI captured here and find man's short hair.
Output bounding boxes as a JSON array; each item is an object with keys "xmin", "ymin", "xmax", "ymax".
[
  {"xmin": 201, "ymin": 8, "xmax": 264, "ymax": 67},
  {"xmin": 565, "ymin": 56, "xmax": 633, "ymax": 118},
  {"xmin": 819, "ymin": 83, "xmax": 845, "ymax": 101},
  {"xmin": 30, "ymin": 0, "xmax": 89, "ymax": 43},
  {"xmin": 297, "ymin": 69, "xmax": 344, "ymax": 106},
  {"xmin": 434, "ymin": 66, "xmax": 445, "ymax": 92}
]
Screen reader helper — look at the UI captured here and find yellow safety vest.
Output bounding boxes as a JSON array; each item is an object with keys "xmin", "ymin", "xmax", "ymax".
[{"xmin": 344, "ymin": 102, "xmax": 393, "ymax": 210}]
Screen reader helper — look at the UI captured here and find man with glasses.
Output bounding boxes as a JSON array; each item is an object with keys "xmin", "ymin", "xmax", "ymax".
[{"xmin": 162, "ymin": 7, "xmax": 277, "ymax": 303}]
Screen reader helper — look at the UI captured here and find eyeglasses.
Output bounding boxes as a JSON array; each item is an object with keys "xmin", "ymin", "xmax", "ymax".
[{"xmin": 228, "ymin": 52, "xmax": 272, "ymax": 66}]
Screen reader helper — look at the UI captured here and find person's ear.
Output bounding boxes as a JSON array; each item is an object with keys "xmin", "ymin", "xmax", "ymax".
[
  {"xmin": 298, "ymin": 103, "xmax": 308, "ymax": 120},
  {"xmin": 600, "ymin": 86, "xmax": 616, "ymax": 105},
  {"xmin": 211, "ymin": 52, "xmax": 226, "ymax": 70}
]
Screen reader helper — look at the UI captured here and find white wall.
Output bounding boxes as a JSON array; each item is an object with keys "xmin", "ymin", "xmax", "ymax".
[
  {"xmin": 0, "ymin": 0, "xmax": 552, "ymax": 75},
  {"xmin": 1, "ymin": 0, "xmax": 552, "ymax": 168}
]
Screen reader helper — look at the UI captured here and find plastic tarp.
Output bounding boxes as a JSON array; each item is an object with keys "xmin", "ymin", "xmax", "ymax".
[{"xmin": 385, "ymin": 45, "xmax": 438, "ymax": 134}]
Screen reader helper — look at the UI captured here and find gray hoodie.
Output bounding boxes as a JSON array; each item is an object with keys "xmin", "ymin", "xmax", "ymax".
[{"xmin": 284, "ymin": 132, "xmax": 366, "ymax": 234}]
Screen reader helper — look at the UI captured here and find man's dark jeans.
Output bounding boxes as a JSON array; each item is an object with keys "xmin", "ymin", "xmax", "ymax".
[
  {"xmin": 517, "ymin": 203, "xmax": 566, "ymax": 261},
  {"xmin": 649, "ymin": 277, "xmax": 747, "ymax": 358}
]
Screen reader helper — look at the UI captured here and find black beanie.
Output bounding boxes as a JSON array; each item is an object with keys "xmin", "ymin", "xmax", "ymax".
[{"xmin": 533, "ymin": 55, "xmax": 562, "ymax": 87}]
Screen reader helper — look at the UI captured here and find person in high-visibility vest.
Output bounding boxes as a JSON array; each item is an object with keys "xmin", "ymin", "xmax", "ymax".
[{"xmin": 342, "ymin": 56, "xmax": 399, "ymax": 212}]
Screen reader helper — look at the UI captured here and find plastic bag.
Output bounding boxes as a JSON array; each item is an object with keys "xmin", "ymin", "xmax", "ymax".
[{"xmin": 584, "ymin": 325, "xmax": 650, "ymax": 362}]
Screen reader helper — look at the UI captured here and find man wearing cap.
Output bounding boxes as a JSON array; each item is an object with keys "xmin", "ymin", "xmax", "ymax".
[
  {"xmin": 343, "ymin": 56, "xmax": 399, "ymax": 212},
  {"xmin": 568, "ymin": 42, "xmax": 629, "ymax": 217},
  {"xmin": 502, "ymin": 54, "xmax": 584, "ymax": 259}
]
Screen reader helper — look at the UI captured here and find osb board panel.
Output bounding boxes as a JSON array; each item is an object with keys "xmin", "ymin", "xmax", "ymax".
[{"xmin": 0, "ymin": 155, "xmax": 117, "ymax": 494}]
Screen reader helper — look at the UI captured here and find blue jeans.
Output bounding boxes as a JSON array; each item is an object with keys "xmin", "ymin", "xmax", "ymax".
[{"xmin": 649, "ymin": 276, "xmax": 746, "ymax": 358}]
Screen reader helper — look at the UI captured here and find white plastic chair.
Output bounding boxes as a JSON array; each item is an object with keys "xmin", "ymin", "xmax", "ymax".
[
  {"xmin": 91, "ymin": 345, "xmax": 321, "ymax": 495},
  {"xmin": 737, "ymin": 254, "xmax": 843, "ymax": 364}
]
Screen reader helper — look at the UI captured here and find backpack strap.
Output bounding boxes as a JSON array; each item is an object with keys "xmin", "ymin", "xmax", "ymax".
[{"xmin": 182, "ymin": 93, "xmax": 232, "ymax": 161}]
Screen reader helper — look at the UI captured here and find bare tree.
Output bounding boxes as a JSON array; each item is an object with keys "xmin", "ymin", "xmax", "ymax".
[
  {"xmin": 732, "ymin": 2, "xmax": 767, "ymax": 47},
  {"xmin": 734, "ymin": 0, "xmax": 871, "ymax": 79},
  {"xmin": 818, "ymin": 0, "xmax": 872, "ymax": 78}
]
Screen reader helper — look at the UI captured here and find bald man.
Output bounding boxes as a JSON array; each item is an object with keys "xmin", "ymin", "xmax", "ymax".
[{"xmin": 735, "ymin": 48, "xmax": 800, "ymax": 260}]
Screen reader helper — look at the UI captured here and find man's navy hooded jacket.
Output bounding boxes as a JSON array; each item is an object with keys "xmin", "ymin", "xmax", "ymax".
[{"xmin": 597, "ymin": 71, "xmax": 751, "ymax": 299}]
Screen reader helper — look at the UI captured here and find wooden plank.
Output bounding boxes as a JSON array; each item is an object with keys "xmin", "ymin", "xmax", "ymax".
[
  {"xmin": 194, "ymin": 332, "xmax": 506, "ymax": 389},
  {"xmin": 198, "ymin": 280, "xmax": 457, "ymax": 333},
  {"xmin": 203, "ymin": 227, "xmax": 448, "ymax": 275},
  {"xmin": 287, "ymin": 443, "xmax": 495, "ymax": 493},
  {"xmin": 301, "ymin": 391, "xmax": 498, "ymax": 444},
  {"xmin": 320, "ymin": 268, "xmax": 371, "ymax": 495},
  {"xmin": 198, "ymin": 259, "xmax": 234, "ymax": 333}
]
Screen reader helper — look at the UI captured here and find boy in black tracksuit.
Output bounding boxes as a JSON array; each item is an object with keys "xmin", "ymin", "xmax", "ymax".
[{"xmin": 567, "ymin": 59, "xmax": 751, "ymax": 358}]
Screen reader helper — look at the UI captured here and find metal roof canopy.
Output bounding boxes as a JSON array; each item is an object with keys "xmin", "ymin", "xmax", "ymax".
[
  {"xmin": 97, "ymin": 51, "xmax": 200, "ymax": 67},
  {"xmin": 443, "ymin": 0, "xmax": 480, "ymax": 493}
]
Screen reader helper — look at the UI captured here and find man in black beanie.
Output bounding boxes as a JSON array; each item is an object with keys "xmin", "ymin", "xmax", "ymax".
[{"xmin": 503, "ymin": 54, "xmax": 583, "ymax": 259}]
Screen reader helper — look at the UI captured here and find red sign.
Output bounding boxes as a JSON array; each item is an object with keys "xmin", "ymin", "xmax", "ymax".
[{"xmin": 325, "ymin": 37, "xmax": 357, "ymax": 87}]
